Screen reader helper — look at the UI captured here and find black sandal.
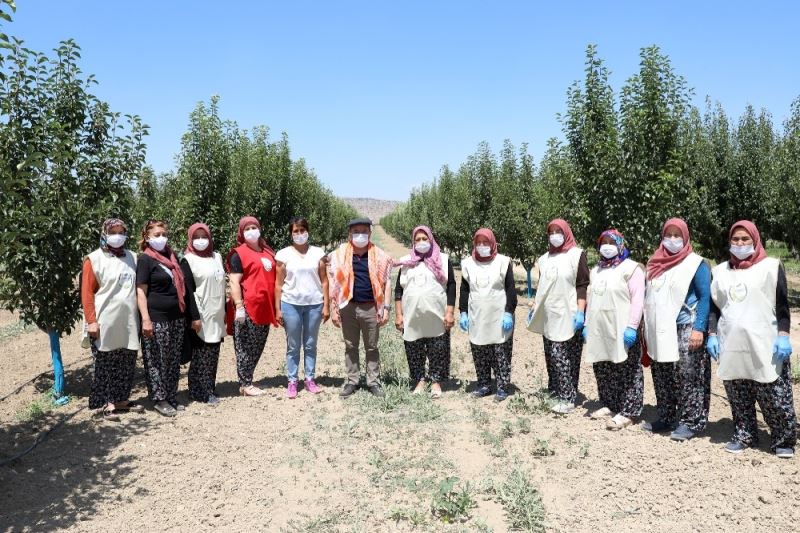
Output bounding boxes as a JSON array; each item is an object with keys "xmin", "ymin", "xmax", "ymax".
[{"xmin": 115, "ymin": 401, "xmax": 144, "ymax": 413}]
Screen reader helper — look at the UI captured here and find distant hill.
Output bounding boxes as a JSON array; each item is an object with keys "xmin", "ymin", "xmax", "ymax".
[{"xmin": 341, "ymin": 197, "xmax": 401, "ymax": 224}]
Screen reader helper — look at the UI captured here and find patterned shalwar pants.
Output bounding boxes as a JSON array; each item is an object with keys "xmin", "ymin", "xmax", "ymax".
[
  {"xmin": 404, "ymin": 331, "xmax": 451, "ymax": 383},
  {"xmin": 723, "ymin": 362, "xmax": 798, "ymax": 451},
  {"xmin": 188, "ymin": 342, "xmax": 221, "ymax": 401},
  {"xmin": 89, "ymin": 344, "xmax": 137, "ymax": 409},
  {"xmin": 593, "ymin": 340, "xmax": 644, "ymax": 418},
  {"xmin": 470, "ymin": 338, "xmax": 513, "ymax": 392},
  {"xmin": 543, "ymin": 334, "xmax": 582, "ymax": 404},
  {"xmin": 234, "ymin": 314, "xmax": 270, "ymax": 387},
  {"xmin": 141, "ymin": 318, "xmax": 184, "ymax": 406},
  {"xmin": 650, "ymin": 324, "xmax": 711, "ymax": 432}
]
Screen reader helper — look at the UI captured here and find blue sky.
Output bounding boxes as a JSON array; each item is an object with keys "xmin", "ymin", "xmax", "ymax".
[{"xmin": 8, "ymin": 1, "xmax": 800, "ymax": 200}]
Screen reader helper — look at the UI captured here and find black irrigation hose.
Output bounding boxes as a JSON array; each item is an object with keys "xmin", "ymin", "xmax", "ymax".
[
  {"xmin": 0, "ymin": 355, "xmax": 93, "ymax": 403},
  {"xmin": 0, "ymin": 405, "xmax": 88, "ymax": 467}
]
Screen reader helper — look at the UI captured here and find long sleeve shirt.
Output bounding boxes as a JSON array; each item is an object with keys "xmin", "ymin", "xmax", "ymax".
[
  {"xmin": 675, "ymin": 261, "xmax": 712, "ymax": 332},
  {"xmin": 459, "ymin": 263, "xmax": 518, "ymax": 314},
  {"xmin": 626, "ymin": 267, "xmax": 645, "ymax": 329},
  {"xmin": 81, "ymin": 259, "xmax": 100, "ymax": 323}
]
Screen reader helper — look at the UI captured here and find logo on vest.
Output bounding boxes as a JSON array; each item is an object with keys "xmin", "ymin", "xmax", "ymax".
[
  {"xmin": 412, "ymin": 273, "xmax": 427, "ymax": 287},
  {"xmin": 214, "ymin": 270, "xmax": 225, "ymax": 282},
  {"xmin": 261, "ymin": 258, "xmax": 273, "ymax": 272},
  {"xmin": 544, "ymin": 265, "xmax": 558, "ymax": 280},
  {"xmin": 476, "ymin": 273, "xmax": 490, "ymax": 288},
  {"xmin": 650, "ymin": 275, "xmax": 666, "ymax": 291},
  {"xmin": 592, "ymin": 279, "xmax": 607, "ymax": 296},
  {"xmin": 728, "ymin": 282, "xmax": 748, "ymax": 303},
  {"xmin": 118, "ymin": 272, "xmax": 134, "ymax": 289}
]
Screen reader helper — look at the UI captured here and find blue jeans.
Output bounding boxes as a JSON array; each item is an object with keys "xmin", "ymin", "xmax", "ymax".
[{"xmin": 282, "ymin": 301, "xmax": 323, "ymax": 382}]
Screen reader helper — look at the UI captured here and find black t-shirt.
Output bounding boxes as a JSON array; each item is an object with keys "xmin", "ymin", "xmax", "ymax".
[
  {"xmin": 136, "ymin": 253, "xmax": 183, "ymax": 322},
  {"xmin": 352, "ymin": 252, "xmax": 374, "ymax": 303}
]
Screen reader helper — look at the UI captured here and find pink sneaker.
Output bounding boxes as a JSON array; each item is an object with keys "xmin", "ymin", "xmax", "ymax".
[
  {"xmin": 286, "ymin": 381, "xmax": 298, "ymax": 399},
  {"xmin": 304, "ymin": 379, "xmax": 322, "ymax": 394}
]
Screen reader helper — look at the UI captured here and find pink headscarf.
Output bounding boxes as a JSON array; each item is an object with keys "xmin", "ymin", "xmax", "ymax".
[
  {"xmin": 547, "ymin": 219, "xmax": 577, "ymax": 254},
  {"xmin": 728, "ymin": 220, "xmax": 767, "ymax": 270},
  {"xmin": 394, "ymin": 225, "xmax": 446, "ymax": 283},
  {"xmin": 472, "ymin": 228, "xmax": 498, "ymax": 263},
  {"xmin": 646, "ymin": 218, "xmax": 693, "ymax": 280},
  {"xmin": 185, "ymin": 222, "xmax": 214, "ymax": 258}
]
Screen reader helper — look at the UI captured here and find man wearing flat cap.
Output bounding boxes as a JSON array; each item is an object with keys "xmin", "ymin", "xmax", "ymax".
[{"xmin": 328, "ymin": 218, "xmax": 393, "ymax": 397}]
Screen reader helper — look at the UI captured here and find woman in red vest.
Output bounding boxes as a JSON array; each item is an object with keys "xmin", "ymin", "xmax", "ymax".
[{"xmin": 227, "ymin": 216, "xmax": 279, "ymax": 396}]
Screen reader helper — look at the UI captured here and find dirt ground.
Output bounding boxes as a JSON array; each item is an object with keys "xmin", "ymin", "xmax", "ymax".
[{"xmin": 2, "ymin": 226, "xmax": 800, "ymax": 532}]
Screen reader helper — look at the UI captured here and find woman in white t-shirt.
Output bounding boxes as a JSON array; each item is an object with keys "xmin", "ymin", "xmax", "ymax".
[{"xmin": 275, "ymin": 217, "xmax": 330, "ymax": 398}]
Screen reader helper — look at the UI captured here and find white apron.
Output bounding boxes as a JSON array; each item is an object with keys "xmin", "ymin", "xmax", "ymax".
[
  {"xmin": 585, "ymin": 258, "xmax": 642, "ymax": 363},
  {"xmin": 184, "ymin": 252, "xmax": 227, "ymax": 343},
  {"xmin": 88, "ymin": 248, "xmax": 140, "ymax": 352},
  {"xmin": 399, "ymin": 253, "xmax": 448, "ymax": 342},
  {"xmin": 643, "ymin": 253, "xmax": 704, "ymax": 363},
  {"xmin": 711, "ymin": 258, "xmax": 781, "ymax": 383},
  {"xmin": 462, "ymin": 254, "xmax": 511, "ymax": 346},
  {"xmin": 528, "ymin": 247, "xmax": 582, "ymax": 342}
]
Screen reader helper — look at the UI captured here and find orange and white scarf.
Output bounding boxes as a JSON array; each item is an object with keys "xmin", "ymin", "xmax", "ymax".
[{"xmin": 329, "ymin": 242, "xmax": 393, "ymax": 310}]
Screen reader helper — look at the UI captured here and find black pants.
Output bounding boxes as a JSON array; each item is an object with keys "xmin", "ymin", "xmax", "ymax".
[
  {"xmin": 405, "ymin": 332, "xmax": 451, "ymax": 383},
  {"xmin": 543, "ymin": 334, "xmax": 582, "ymax": 404},
  {"xmin": 593, "ymin": 340, "xmax": 644, "ymax": 418},
  {"xmin": 142, "ymin": 318, "xmax": 184, "ymax": 405},
  {"xmin": 470, "ymin": 338, "xmax": 513, "ymax": 392}
]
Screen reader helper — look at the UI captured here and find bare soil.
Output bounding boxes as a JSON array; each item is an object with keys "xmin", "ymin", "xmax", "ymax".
[{"xmin": 1, "ymin": 226, "xmax": 799, "ymax": 532}]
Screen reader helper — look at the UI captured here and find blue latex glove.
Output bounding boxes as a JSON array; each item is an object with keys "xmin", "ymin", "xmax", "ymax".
[
  {"xmin": 459, "ymin": 312, "xmax": 469, "ymax": 332},
  {"xmin": 623, "ymin": 327, "xmax": 637, "ymax": 349},
  {"xmin": 774, "ymin": 335, "xmax": 793, "ymax": 361},
  {"xmin": 706, "ymin": 335, "xmax": 719, "ymax": 360},
  {"xmin": 502, "ymin": 312, "xmax": 514, "ymax": 332},
  {"xmin": 572, "ymin": 310, "xmax": 585, "ymax": 331}
]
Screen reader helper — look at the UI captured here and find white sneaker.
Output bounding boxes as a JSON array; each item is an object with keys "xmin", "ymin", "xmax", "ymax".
[
  {"xmin": 551, "ymin": 402, "xmax": 575, "ymax": 414},
  {"xmin": 606, "ymin": 413, "xmax": 633, "ymax": 431},
  {"xmin": 590, "ymin": 406, "xmax": 613, "ymax": 419}
]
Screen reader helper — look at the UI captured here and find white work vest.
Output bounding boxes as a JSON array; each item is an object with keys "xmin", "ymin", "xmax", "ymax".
[
  {"xmin": 585, "ymin": 258, "xmax": 642, "ymax": 363},
  {"xmin": 643, "ymin": 253, "xmax": 704, "ymax": 363},
  {"xmin": 398, "ymin": 253, "xmax": 448, "ymax": 342},
  {"xmin": 87, "ymin": 248, "xmax": 140, "ymax": 352},
  {"xmin": 528, "ymin": 247, "xmax": 583, "ymax": 342},
  {"xmin": 184, "ymin": 252, "xmax": 227, "ymax": 343},
  {"xmin": 462, "ymin": 254, "xmax": 511, "ymax": 346},
  {"xmin": 711, "ymin": 258, "xmax": 781, "ymax": 383}
]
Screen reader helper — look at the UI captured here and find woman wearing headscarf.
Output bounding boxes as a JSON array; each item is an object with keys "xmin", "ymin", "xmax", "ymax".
[
  {"xmin": 643, "ymin": 218, "xmax": 711, "ymax": 441},
  {"xmin": 180, "ymin": 223, "xmax": 226, "ymax": 406},
  {"xmin": 459, "ymin": 228, "xmax": 518, "ymax": 402},
  {"xmin": 136, "ymin": 219, "xmax": 186, "ymax": 417},
  {"xmin": 226, "ymin": 216, "xmax": 279, "ymax": 397},
  {"xmin": 274, "ymin": 217, "xmax": 330, "ymax": 399},
  {"xmin": 584, "ymin": 229, "xmax": 645, "ymax": 430},
  {"xmin": 394, "ymin": 226, "xmax": 457, "ymax": 398},
  {"xmin": 527, "ymin": 219, "xmax": 589, "ymax": 414},
  {"xmin": 707, "ymin": 220, "xmax": 796, "ymax": 457},
  {"xmin": 81, "ymin": 218, "xmax": 142, "ymax": 420}
]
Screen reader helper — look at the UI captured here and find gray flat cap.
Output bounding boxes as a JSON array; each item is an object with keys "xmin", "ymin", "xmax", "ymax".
[{"xmin": 347, "ymin": 217, "xmax": 373, "ymax": 227}]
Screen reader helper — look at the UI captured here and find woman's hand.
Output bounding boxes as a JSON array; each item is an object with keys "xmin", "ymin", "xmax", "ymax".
[
  {"xmin": 688, "ymin": 330, "xmax": 704, "ymax": 351},
  {"xmin": 142, "ymin": 319, "xmax": 154, "ymax": 338},
  {"xmin": 87, "ymin": 322, "xmax": 100, "ymax": 339},
  {"xmin": 191, "ymin": 320, "xmax": 202, "ymax": 333},
  {"xmin": 331, "ymin": 308, "xmax": 341, "ymax": 328},
  {"xmin": 395, "ymin": 312, "xmax": 404, "ymax": 332},
  {"xmin": 275, "ymin": 310, "xmax": 284, "ymax": 327},
  {"xmin": 322, "ymin": 306, "xmax": 330, "ymax": 324},
  {"xmin": 443, "ymin": 310, "xmax": 455, "ymax": 331}
]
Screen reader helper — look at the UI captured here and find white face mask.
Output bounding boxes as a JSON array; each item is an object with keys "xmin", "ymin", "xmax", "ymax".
[
  {"xmin": 730, "ymin": 244, "xmax": 754, "ymax": 260},
  {"xmin": 148, "ymin": 236, "xmax": 168, "ymax": 252},
  {"xmin": 475, "ymin": 245, "xmax": 492, "ymax": 258},
  {"xmin": 351, "ymin": 233, "xmax": 370, "ymax": 248},
  {"xmin": 244, "ymin": 229, "xmax": 261, "ymax": 244},
  {"xmin": 549, "ymin": 233, "xmax": 565, "ymax": 248},
  {"xmin": 599, "ymin": 244, "xmax": 619, "ymax": 259},
  {"xmin": 662, "ymin": 237, "xmax": 684, "ymax": 254},
  {"xmin": 192, "ymin": 238, "xmax": 210, "ymax": 251},
  {"xmin": 414, "ymin": 241, "xmax": 431, "ymax": 254},
  {"xmin": 292, "ymin": 232, "xmax": 309, "ymax": 246},
  {"xmin": 105, "ymin": 234, "xmax": 127, "ymax": 249}
]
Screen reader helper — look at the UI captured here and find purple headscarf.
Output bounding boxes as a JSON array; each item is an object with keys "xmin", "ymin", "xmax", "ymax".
[{"xmin": 394, "ymin": 225, "xmax": 447, "ymax": 284}]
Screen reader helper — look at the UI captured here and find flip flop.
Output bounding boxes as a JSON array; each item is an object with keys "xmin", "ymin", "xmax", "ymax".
[{"xmin": 116, "ymin": 401, "xmax": 144, "ymax": 413}]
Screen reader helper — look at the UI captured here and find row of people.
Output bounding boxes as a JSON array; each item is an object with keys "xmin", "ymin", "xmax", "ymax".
[{"xmin": 81, "ymin": 214, "xmax": 796, "ymax": 457}]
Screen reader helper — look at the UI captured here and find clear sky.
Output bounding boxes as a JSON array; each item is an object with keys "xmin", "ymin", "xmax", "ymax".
[{"xmin": 8, "ymin": 1, "xmax": 800, "ymax": 200}]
